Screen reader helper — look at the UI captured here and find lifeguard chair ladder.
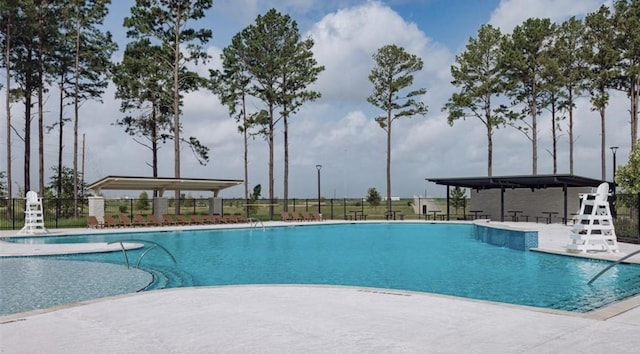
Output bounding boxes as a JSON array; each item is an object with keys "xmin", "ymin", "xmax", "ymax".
[
  {"xmin": 18, "ymin": 191, "xmax": 48, "ymax": 235},
  {"xmin": 567, "ymin": 183, "xmax": 618, "ymax": 253}
]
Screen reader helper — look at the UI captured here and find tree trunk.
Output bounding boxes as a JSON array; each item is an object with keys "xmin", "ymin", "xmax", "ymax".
[
  {"xmin": 552, "ymin": 97, "xmax": 557, "ymax": 174},
  {"xmin": 487, "ymin": 125, "xmax": 493, "ymax": 177},
  {"xmin": 73, "ymin": 26, "xmax": 80, "ymax": 217},
  {"xmin": 568, "ymin": 88, "xmax": 574, "ymax": 175},
  {"xmin": 386, "ymin": 112, "xmax": 392, "ymax": 213},
  {"xmin": 242, "ymin": 94, "xmax": 248, "ymax": 203},
  {"xmin": 37, "ymin": 10, "xmax": 44, "ymax": 196},
  {"xmin": 485, "ymin": 93, "xmax": 492, "ymax": 177},
  {"xmin": 24, "ymin": 94, "xmax": 31, "ymax": 193},
  {"xmin": 173, "ymin": 17, "xmax": 182, "ymax": 214},
  {"xmin": 268, "ymin": 103, "xmax": 275, "ymax": 220},
  {"xmin": 151, "ymin": 104, "xmax": 159, "ymax": 198},
  {"xmin": 631, "ymin": 75, "xmax": 639, "ymax": 151},
  {"xmin": 532, "ymin": 105, "xmax": 538, "ymax": 176},
  {"xmin": 151, "ymin": 105, "xmax": 158, "ymax": 178},
  {"xmin": 531, "ymin": 81, "xmax": 538, "ymax": 176},
  {"xmin": 5, "ymin": 13, "xmax": 13, "ymax": 206},
  {"xmin": 57, "ymin": 75, "xmax": 64, "ymax": 198},
  {"xmin": 600, "ymin": 105, "xmax": 606, "ymax": 181},
  {"xmin": 22, "ymin": 44, "xmax": 36, "ymax": 193},
  {"xmin": 283, "ymin": 109, "xmax": 289, "ymax": 213}
]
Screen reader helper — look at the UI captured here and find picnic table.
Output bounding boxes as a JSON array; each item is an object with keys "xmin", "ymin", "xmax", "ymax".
[
  {"xmin": 348, "ymin": 210, "xmax": 366, "ymax": 221},
  {"xmin": 541, "ymin": 211, "xmax": 558, "ymax": 224},
  {"xmin": 508, "ymin": 210, "xmax": 523, "ymax": 222},
  {"xmin": 387, "ymin": 210, "xmax": 403, "ymax": 220}
]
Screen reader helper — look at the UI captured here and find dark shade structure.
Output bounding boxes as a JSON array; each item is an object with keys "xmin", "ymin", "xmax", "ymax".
[{"xmin": 427, "ymin": 174, "xmax": 609, "ymax": 224}]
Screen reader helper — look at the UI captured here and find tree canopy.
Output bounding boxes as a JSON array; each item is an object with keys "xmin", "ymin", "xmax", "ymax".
[
  {"xmin": 366, "ymin": 187, "xmax": 381, "ymax": 208},
  {"xmin": 444, "ymin": 24, "xmax": 505, "ymax": 176},
  {"xmin": 616, "ymin": 141, "xmax": 640, "ymax": 194}
]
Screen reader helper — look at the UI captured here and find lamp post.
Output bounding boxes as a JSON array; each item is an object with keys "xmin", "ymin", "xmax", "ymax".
[
  {"xmin": 610, "ymin": 146, "xmax": 618, "ymax": 218},
  {"xmin": 316, "ymin": 164, "xmax": 322, "ymax": 215}
]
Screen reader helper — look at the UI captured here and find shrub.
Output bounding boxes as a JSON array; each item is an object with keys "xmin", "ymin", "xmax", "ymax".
[{"xmin": 136, "ymin": 192, "xmax": 150, "ymax": 210}]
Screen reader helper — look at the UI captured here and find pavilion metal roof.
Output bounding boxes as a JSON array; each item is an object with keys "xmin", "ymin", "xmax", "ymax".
[
  {"xmin": 87, "ymin": 176, "xmax": 243, "ymax": 197},
  {"xmin": 427, "ymin": 174, "xmax": 608, "ymax": 190}
]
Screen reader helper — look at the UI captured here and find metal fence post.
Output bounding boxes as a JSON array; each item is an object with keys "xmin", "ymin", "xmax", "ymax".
[{"xmin": 330, "ymin": 199, "xmax": 334, "ymax": 219}]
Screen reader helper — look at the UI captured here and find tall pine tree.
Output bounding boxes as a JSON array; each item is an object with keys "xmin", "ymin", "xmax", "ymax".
[
  {"xmin": 368, "ymin": 44, "xmax": 428, "ymax": 213},
  {"xmin": 124, "ymin": 0, "xmax": 212, "ymax": 213}
]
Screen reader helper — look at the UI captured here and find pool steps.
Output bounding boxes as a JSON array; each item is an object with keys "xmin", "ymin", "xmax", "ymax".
[
  {"xmin": 106, "ymin": 239, "xmax": 196, "ymax": 291},
  {"xmin": 144, "ymin": 266, "xmax": 195, "ymax": 290}
]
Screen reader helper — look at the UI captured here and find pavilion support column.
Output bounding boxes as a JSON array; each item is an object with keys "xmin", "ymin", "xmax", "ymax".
[
  {"xmin": 88, "ymin": 196, "xmax": 104, "ymax": 224},
  {"xmin": 209, "ymin": 197, "xmax": 222, "ymax": 215},
  {"xmin": 500, "ymin": 187, "xmax": 505, "ymax": 222},
  {"xmin": 446, "ymin": 185, "xmax": 450, "ymax": 221},
  {"xmin": 563, "ymin": 185, "xmax": 568, "ymax": 225},
  {"xmin": 153, "ymin": 197, "xmax": 168, "ymax": 218}
]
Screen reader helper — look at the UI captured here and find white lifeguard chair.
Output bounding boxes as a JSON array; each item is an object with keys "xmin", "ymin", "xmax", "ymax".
[
  {"xmin": 18, "ymin": 191, "xmax": 48, "ymax": 234},
  {"xmin": 567, "ymin": 183, "xmax": 618, "ymax": 253}
]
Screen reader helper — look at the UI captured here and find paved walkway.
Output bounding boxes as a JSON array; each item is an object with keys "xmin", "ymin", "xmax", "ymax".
[{"xmin": 1, "ymin": 221, "xmax": 640, "ymax": 353}]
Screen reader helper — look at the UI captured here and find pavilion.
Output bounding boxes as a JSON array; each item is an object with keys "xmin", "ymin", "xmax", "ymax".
[
  {"xmin": 426, "ymin": 174, "xmax": 610, "ymax": 224},
  {"xmin": 87, "ymin": 176, "xmax": 243, "ymax": 222}
]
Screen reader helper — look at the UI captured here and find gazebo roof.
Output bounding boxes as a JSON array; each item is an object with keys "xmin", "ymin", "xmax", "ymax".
[
  {"xmin": 427, "ymin": 174, "xmax": 607, "ymax": 190},
  {"xmin": 87, "ymin": 176, "xmax": 243, "ymax": 197}
]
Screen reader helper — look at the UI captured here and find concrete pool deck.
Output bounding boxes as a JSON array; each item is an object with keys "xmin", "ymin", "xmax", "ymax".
[{"xmin": 1, "ymin": 221, "xmax": 640, "ymax": 352}]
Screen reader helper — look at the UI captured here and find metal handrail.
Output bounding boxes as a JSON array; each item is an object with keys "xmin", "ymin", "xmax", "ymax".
[
  {"xmin": 588, "ymin": 249, "xmax": 640, "ymax": 285},
  {"xmin": 110, "ymin": 241, "xmax": 130, "ymax": 269},
  {"xmin": 248, "ymin": 218, "xmax": 265, "ymax": 231},
  {"xmin": 108, "ymin": 239, "xmax": 177, "ymax": 269}
]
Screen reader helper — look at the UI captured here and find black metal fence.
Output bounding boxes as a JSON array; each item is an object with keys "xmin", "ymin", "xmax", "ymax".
[
  {"xmin": 1, "ymin": 195, "xmax": 638, "ymax": 243},
  {"xmin": 1, "ymin": 197, "xmax": 427, "ymax": 230}
]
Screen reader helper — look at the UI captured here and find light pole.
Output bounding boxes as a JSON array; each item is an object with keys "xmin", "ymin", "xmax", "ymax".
[
  {"xmin": 610, "ymin": 146, "xmax": 618, "ymax": 218},
  {"xmin": 316, "ymin": 164, "xmax": 322, "ymax": 215}
]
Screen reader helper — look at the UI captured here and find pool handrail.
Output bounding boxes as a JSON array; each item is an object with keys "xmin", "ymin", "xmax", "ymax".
[
  {"xmin": 588, "ymin": 249, "xmax": 640, "ymax": 285},
  {"xmin": 248, "ymin": 218, "xmax": 265, "ymax": 231},
  {"xmin": 108, "ymin": 239, "xmax": 177, "ymax": 269}
]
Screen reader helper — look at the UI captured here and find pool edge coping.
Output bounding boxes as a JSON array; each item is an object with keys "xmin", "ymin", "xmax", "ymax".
[{"xmin": 3, "ymin": 284, "xmax": 638, "ymax": 323}]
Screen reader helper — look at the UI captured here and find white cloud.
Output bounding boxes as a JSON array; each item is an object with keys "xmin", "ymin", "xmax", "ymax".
[
  {"xmin": 309, "ymin": 1, "xmax": 447, "ymax": 103},
  {"xmin": 489, "ymin": 0, "xmax": 607, "ymax": 32}
]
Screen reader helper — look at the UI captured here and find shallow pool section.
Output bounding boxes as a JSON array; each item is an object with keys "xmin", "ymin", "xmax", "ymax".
[
  {"xmin": 0, "ymin": 258, "xmax": 153, "ymax": 316},
  {"xmin": 4, "ymin": 223, "xmax": 640, "ymax": 314}
]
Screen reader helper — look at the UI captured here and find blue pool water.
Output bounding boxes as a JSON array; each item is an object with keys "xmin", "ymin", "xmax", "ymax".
[{"xmin": 4, "ymin": 223, "xmax": 640, "ymax": 314}]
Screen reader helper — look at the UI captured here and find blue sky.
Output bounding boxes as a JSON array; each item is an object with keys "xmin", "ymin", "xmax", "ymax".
[
  {"xmin": 3, "ymin": 0, "xmax": 630, "ymax": 199},
  {"xmin": 104, "ymin": 0, "xmax": 502, "ymax": 50},
  {"xmin": 390, "ymin": 0, "xmax": 502, "ymax": 49}
]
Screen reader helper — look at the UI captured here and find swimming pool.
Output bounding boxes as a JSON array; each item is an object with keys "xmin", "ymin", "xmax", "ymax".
[{"xmin": 3, "ymin": 223, "xmax": 640, "ymax": 315}]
